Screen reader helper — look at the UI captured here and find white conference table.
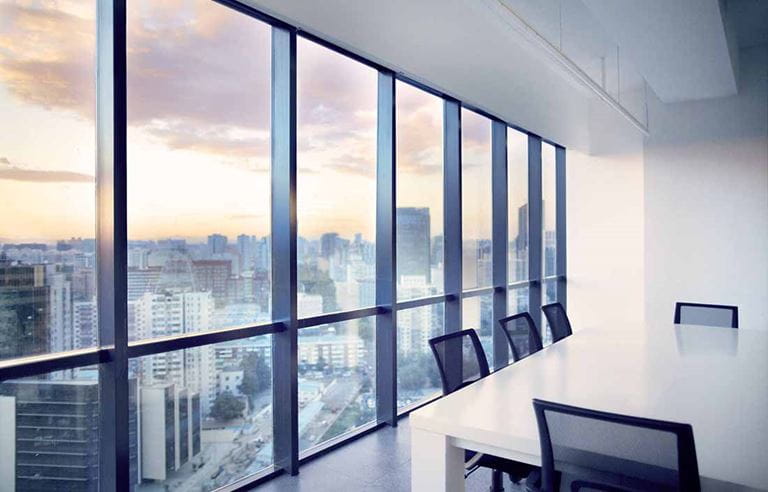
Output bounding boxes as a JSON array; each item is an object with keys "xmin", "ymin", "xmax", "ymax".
[{"xmin": 410, "ymin": 324, "xmax": 768, "ymax": 491}]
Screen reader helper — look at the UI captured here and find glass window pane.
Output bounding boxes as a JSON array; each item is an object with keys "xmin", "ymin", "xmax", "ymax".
[
  {"xmin": 0, "ymin": 367, "xmax": 108, "ymax": 489},
  {"xmin": 462, "ymin": 295, "xmax": 494, "ymax": 368},
  {"xmin": 542, "ymin": 143, "xmax": 557, "ymax": 277},
  {"xmin": 126, "ymin": 0, "xmax": 272, "ymax": 341},
  {"xmin": 508, "ymin": 128, "xmax": 529, "ymax": 283},
  {"xmin": 508, "ymin": 286, "xmax": 530, "ymax": 316},
  {"xmin": 461, "ymin": 109, "xmax": 492, "ymax": 289},
  {"xmin": 542, "ymin": 280, "xmax": 558, "ymax": 345},
  {"xmin": 297, "ymin": 39, "xmax": 377, "ymax": 317},
  {"xmin": 396, "ymin": 82, "xmax": 444, "ymax": 301},
  {"xmin": 298, "ymin": 317, "xmax": 376, "ymax": 453},
  {"xmin": 0, "ymin": 0, "xmax": 97, "ymax": 360},
  {"xmin": 131, "ymin": 336, "xmax": 273, "ymax": 489},
  {"xmin": 397, "ymin": 303, "xmax": 444, "ymax": 409}
]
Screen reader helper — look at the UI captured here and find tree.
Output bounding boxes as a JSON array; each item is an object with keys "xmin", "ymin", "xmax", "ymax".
[
  {"xmin": 210, "ymin": 391, "xmax": 245, "ymax": 422},
  {"xmin": 239, "ymin": 352, "xmax": 271, "ymax": 405}
]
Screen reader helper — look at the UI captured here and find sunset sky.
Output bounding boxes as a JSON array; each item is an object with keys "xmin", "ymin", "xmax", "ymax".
[{"xmin": 0, "ymin": 0, "xmax": 533, "ymax": 243}]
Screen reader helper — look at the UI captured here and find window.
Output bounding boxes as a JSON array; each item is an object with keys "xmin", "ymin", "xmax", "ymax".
[
  {"xmin": 396, "ymin": 82, "xmax": 444, "ymax": 300},
  {"xmin": 508, "ymin": 128, "xmax": 529, "ymax": 284},
  {"xmin": 0, "ymin": 4, "xmax": 567, "ymax": 489},
  {"xmin": 397, "ymin": 303, "xmax": 444, "ymax": 409},
  {"xmin": 461, "ymin": 109, "xmax": 493, "ymax": 290},
  {"xmin": 297, "ymin": 39, "xmax": 377, "ymax": 317},
  {"xmin": 126, "ymin": 0, "xmax": 272, "ymax": 341},
  {"xmin": 298, "ymin": 317, "xmax": 376, "ymax": 452},
  {"xmin": 463, "ymin": 295, "xmax": 494, "ymax": 368},
  {"xmin": 130, "ymin": 336, "xmax": 273, "ymax": 489},
  {"xmin": 0, "ymin": 0, "xmax": 97, "ymax": 360},
  {"xmin": 542, "ymin": 143, "xmax": 557, "ymax": 278}
]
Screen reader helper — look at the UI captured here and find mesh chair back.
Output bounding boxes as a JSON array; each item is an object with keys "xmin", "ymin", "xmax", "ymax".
[
  {"xmin": 533, "ymin": 399, "xmax": 700, "ymax": 492},
  {"xmin": 498, "ymin": 312, "xmax": 543, "ymax": 362},
  {"xmin": 429, "ymin": 329, "xmax": 490, "ymax": 395},
  {"xmin": 542, "ymin": 303, "xmax": 573, "ymax": 343},
  {"xmin": 674, "ymin": 302, "xmax": 738, "ymax": 329}
]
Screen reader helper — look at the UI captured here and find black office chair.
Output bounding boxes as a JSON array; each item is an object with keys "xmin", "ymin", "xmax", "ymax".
[
  {"xmin": 674, "ymin": 302, "xmax": 738, "ymax": 329},
  {"xmin": 541, "ymin": 303, "xmax": 573, "ymax": 343},
  {"xmin": 429, "ymin": 329, "xmax": 536, "ymax": 491},
  {"xmin": 498, "ymin": 312, "xmax": 543, "ymax": 362},
  {"xmin": 532, "ymin": 399, "xmax": 701, "ymax": 492}
]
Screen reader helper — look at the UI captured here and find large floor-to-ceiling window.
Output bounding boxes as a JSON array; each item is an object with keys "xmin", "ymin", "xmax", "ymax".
[{"xmin": 0, "ymin": 1, "xmax": 566, "ymax": 490}]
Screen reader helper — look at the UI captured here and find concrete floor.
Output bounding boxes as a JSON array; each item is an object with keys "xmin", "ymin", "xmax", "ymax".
[{"xmin": 252, "ymin": 417, "xmax": 524, "ymax": 491}]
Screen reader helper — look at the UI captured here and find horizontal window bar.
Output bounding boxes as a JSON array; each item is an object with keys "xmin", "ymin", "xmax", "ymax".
[
  {"xmin": 127, "ymin": 322, "xmax": 282, "ymax": 359},
  {"xmin": 461, "ymin": 286, "xmax": 496, "ymax": 299},
  {"xmin": 298, "ymin": 306, "xmax": 383, "ymax": 329},
  {"xmin": 0, "ymin": 347, "xmax": 111, "ymax": 381},
  {"xmin": 395, "ymin": 294, "xmax": 449, "ymax": 311},
  {"xmin": 298, "ymin": 420, "xmax": 382, "ymax": 463},
  {"xmin": 214, "ymin": 465, "xmax": 279, "ymax": 492},
  {"xmin": 508, "ymin": 280, "xmax": 532, "ymax": 288},
  {"xmin": 397, "ymin": 392, "xmax": 442, "ymax": 417},
  {"xmin": 542, "ymin": 275, "xmax": 566, "ymax": 282}
]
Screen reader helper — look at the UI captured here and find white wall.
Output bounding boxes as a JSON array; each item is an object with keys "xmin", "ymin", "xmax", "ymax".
[
  {"xmin": 644, "ymin": 45, "xmax": 768, "ymax": 329},
  {"xmin": 567, "ymin": 99, "xmax": 646, "ymax": 332}
]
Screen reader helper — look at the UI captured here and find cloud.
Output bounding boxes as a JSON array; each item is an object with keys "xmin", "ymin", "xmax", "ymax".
[
  {"xmin": 0, "ymin": 158, "xmax": 93, "ymax": 183},
  {"xmin": 0, "ymin": 0, "xmax": 443, "ymax": 181}
]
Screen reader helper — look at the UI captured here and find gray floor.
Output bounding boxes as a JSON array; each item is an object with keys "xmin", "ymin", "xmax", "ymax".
[{"xmin": 252, "ymin": 418, "xmax": 523, "ymax": 491}]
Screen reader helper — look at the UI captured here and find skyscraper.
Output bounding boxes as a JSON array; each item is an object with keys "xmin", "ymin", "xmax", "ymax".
[
  {"xmin": 0, "ymin": 255, "xmax": 49, "ymax": 360},
  {"xmin": 396, "ymin": 208, "xmax": 431, "ymax": 284},
  {"xmin": 207, "ymin": 233, "xmax": 228, "ymax": 256}
]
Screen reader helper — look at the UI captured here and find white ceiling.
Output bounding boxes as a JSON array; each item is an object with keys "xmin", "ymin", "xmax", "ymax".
[
  {"xmin": 580, "ymin": 0, "xmax": 739, "ymax": 103},
  {"xmin": 246, "ymin": 0, "xmax": 595, "ymax": 150}
]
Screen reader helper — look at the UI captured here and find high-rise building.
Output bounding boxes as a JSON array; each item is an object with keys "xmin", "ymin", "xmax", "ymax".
[
  {"xmin": 0, "ymin": 378, "xmax": 140, "ymax": 492},
  {"xmin": 237, "ymin": 234, "xmax": 256, "ymax": 271},
  {"xmin": 0, "ymin": 256, "xmax": 49, "ymax": 360},
  {"xmin": 396, "ymin": 208, "xmax": 431, "ymax": 284},
  {"xmin": 139, "ymin": 385, "xmax": 202, "ymax": 482},
  {"xmin": 207, "ymin": 233, "xmax": 228, "ymax": 256},
  {"xmin": 192, "ymin": 260, "xmax": 231, "ymax": 307},
  {"xmin": 73, "ymin": 300, "xmax": 98, "ymax": 350}
]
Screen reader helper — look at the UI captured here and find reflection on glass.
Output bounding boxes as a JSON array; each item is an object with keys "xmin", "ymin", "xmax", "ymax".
[
  {"xmin": 297, "ymin": 39, "xmax": 377, "ymax": 317},
  {"xmin": 542, "ymin": 143, "xmax": 557, "ymax": 277},
  {"xmin": 0, "ymin": 367, "xmax": 110, "ymax": 489},
  {"xmin": 397, "ymin": 303, "xmax": 444, "ymax": 409},
  {"xmin": 126, "ymin": 0, "xmax": 272, "ymax": 341},
  {"xmin": 396, "ymin": 82, "xmax": 444, "ymax": 301},
  {"xmin": 130, "ymin": 336, "xmax": 273, "ymax": 489},
  {"xmin": 508, "ymin": 128, "xmax": 529, "ymax": 283},
  {"xmin": 461, "ymin": 109, "xmax": 492, "ymax": 289},
  {"xmin": 462, "ymin": 295, "xmax": 494, "ymax": 368},
  {"xmin": 0, "ymin": 0, "xmax": 97, "ymax": 360},
  {"xmin": 298, "ymin": 318, "xmax": 375, "ymax": 452}
]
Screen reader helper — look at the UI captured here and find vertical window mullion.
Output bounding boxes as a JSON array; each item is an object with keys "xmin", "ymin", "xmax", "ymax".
[
  {"xmin": 491, "ymin": 121, "xmax": 509, "ymax": 369},
  {"xmin": 527, "ymin": 136, "xmax": 543, "ymax": 329},
  {"xmin": 442, "ymin": 101, "xmax": 463, "ymax": 382},
  {"xmin": 443, "ymin": 101, "xmax": 462, "ymax": 334},
  {"xmin": 271, "ymin": 25, "xmax": 299, "ymax": 476},
  {"xmin": 97, "ymin": 0, "xmax": 129, "ymax": 489},
  {"xmin": 376, "ymin": 72, "xmax": 397, "ymax": 426},
  {"xmin": 555, "ymin": 146, "xmax": 567, "ymax": 309}
]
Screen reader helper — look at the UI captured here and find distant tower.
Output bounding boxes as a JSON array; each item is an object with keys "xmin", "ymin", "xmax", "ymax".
[
  {"xmin": 396, "ymin": 207, "xmax": 431, "ymax": 284},
  {"xmin": 207, "ymin": 234, "xmax": 228, "ymax": 256}
]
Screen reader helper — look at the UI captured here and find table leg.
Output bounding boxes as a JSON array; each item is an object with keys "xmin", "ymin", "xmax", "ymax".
[{"xmin": 411, "ymin": 427, "xmax": 465, "ymax": 492}]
